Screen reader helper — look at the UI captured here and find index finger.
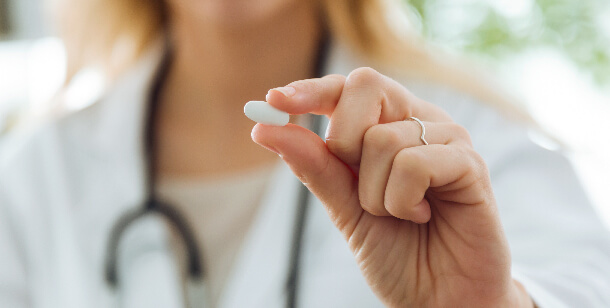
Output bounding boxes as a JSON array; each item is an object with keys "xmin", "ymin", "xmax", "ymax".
[
  {"xmin": 266, "ymin": 71, "xmax": 446, "ymax": 122},
  {"xmin": 266, "ymin": 74, "xmax": 346, "ymax": 116},
  {"xmin": 267, "ymin": 68, "xmax": 451, "ymax": 167}
]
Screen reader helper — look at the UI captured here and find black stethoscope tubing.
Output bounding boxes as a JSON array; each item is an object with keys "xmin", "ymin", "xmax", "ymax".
[{"xmin": 104, "ymin": 34, "xmax": 330, "ymax": 308}]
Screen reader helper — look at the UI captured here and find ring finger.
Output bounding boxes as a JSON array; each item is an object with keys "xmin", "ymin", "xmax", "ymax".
[{"xmin": 358, "ymin": 120, "xmax": 471, "ymax": 216}]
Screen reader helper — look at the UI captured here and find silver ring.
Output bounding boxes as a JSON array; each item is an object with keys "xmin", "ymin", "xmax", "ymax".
[{"xmin": 407, "ymin": 117, "xmax": 429, "ymax": 145}]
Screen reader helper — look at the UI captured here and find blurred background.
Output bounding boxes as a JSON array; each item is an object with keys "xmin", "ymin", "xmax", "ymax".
[{"xmin": 1, "ymin": 0, "xmax": 609, "ymax": 224}]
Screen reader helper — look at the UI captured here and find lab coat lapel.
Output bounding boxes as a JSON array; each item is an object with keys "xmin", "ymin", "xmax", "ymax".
[{"xmin": 217, "ymin": 164, "xmax": 302, "ymax": 308}]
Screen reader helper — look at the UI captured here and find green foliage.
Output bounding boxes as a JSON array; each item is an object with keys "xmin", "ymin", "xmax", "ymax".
[{"xmin": 405, "ymin": 0, "xmax": 610, "ymax": 85}]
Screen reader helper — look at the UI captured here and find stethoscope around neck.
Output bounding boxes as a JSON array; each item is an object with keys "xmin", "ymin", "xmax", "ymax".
[{"xmin": 103, "ymin": 35, "xmax": 329, "ymax": 308}]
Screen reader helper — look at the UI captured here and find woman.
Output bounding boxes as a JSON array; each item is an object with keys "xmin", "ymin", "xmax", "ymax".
[{"xmin": 1, "ymin": 0, "xmax": 609, "ymax": 307}]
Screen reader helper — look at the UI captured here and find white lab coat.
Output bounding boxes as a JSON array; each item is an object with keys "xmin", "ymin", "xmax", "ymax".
[{"xmin": 1, "ymin": 39, "xmax": 610, "ymax": 308}]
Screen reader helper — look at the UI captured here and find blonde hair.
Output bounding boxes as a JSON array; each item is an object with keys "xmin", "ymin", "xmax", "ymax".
[
  {"xmin": 55, "ymin": 0, "xmax": 532, "ymax": 122},
  {"xmin": 55, "ymin": 0, "xmax": 165, "ymax": 82}
]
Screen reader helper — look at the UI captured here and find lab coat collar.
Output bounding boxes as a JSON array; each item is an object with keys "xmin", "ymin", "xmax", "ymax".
[
  {"xmin": 55, "ymin": 41, "xmax": 176, "ymax": 305},
  {"xmin": 60, "ymin": 39, "xmax": 166, "ymax": 159}
]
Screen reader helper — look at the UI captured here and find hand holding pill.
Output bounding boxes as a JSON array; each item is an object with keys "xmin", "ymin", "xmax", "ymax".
[{"xmin": 249, "ymin": 68, "xmax": 533, "ymax": 307}]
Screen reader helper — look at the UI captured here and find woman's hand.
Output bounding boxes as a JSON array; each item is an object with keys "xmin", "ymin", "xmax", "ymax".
[{"xmin": 251, "ymin": 68, "xmax": 534, "ymax": 307}]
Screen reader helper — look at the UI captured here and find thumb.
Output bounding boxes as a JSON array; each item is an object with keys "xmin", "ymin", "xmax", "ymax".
[{"xmin": 251, "ymin": 123, "xmax": 364, "ymax": 237}]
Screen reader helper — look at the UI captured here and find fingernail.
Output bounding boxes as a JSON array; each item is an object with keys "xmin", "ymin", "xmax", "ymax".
[{"xmin": 271, "ymin": 86, "xmax": 296, "ymax": 98}]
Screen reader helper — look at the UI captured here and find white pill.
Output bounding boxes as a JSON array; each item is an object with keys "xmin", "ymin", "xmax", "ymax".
[{"xmin": 244, "ymin": 100, "xmax": 290, "ymax": 126}]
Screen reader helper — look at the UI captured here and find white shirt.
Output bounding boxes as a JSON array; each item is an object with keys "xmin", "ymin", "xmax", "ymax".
[
  {"xmin": 157, "ymin": 164, "xmax": 276, "ymax": 307},
  {"xmin": 1, "ymin": 39, "xmax": 610, "ymax": 307}
]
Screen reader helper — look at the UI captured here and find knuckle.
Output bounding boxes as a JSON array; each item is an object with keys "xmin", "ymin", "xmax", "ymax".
[
  {"xmin": 459, "ymin": 146, "xmax": 490, "ymax": 185},
  {"xmin": 323, "ymin": 74, "xmax": 347, "ymax": 84},
  {"xmin": 394, "ymin": 149, "xmax": 426, "ymax": 174},
  {"xmin": 326, "ymin": 138, "xmax": 353, "ymax": 157},
  {"xmin": 346, "ymin": 67, "xmax": 383, "ymax": 89},
  {"xmin": 359, "ymin": 199, "xmax": 387, "ymax": 217},
  {"xmin": 358, "ymin": 183, "xmax": 387, "ymax": 216},
  {"xmin": 363, "ymin": 125, "xmax": 401, "ymax": 153},
  {"xmin": 465, "ymin": 147, "xmax": 487, "ymax": 171},
  {"xmin": 448, "ymin": 123, "xmax": 472, "ymax": 145},
  {"xmin": 383, "ymin": 195, "xmax": 401, "ymax": 216},
  {"xmin": 463, "ymin": 148, "xmax": 494, "ymax": 200},
  {"xmin": 384, "ymin": 193, "xmax": 418, "ymax": 220}
]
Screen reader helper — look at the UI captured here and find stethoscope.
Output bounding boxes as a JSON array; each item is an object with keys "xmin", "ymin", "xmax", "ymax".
[{"xmin": 103, "ymin": 34, "xmax": 330, "ymax": 308}]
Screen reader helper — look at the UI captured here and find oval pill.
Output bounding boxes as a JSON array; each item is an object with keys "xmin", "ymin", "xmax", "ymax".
[{"xmin": 244, "ymin": 100, "xmax": 290, "ymax": 126}]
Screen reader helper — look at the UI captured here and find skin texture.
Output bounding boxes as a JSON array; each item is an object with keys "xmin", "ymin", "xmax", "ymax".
[{"xmin": 252, "ymin": 69, "xmax": 534, "ymax": 307}]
